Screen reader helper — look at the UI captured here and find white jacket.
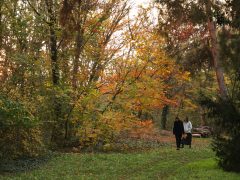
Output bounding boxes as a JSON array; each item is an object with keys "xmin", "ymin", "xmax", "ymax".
[{"xmin": 183, "ymin": 121, "xmax": 192, "ymax": 133}]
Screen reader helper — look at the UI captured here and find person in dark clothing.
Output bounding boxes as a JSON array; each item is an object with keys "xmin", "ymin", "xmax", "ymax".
[{"xmin": 173, "ymin": 117, "xmax": 185, "ymax": 150}]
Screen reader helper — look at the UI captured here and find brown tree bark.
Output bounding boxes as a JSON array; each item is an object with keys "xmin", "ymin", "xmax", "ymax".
[
  {"xmin": 45, "ymin": 0, "xmax": 59, "ymax": 85},
  {"xmin": 72, "ymin": 29, "xmax": 83, "ymax": 89},
  {"xmin": 200, "ymin": 107, "xmax": 207, "ymax": 126},
  {"xmin": 0, "ymin": 1, "xmax": 2, "ymax": 48},
  {"xmin": 161, "ymin": 105, "xmax": 169, "ymax": 130},
  {"xmin": 45, "ymin": 0, "xmax": 62, "ymax": 143},
  {"xmin": 0, "ymin": 1, "xmax": 8, "ymax": 83},
  {"xmin": 206, "ymin": 0, "xmax": 228, "ymax": 99},
  {"xmin": 0, "ymin": 1, "xmax": 3, "ymax": 82}
]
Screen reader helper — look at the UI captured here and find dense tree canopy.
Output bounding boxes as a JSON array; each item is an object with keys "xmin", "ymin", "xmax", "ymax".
[{"xmin": 0, "ymin": 0, "xmax": 240, "ymax": 173}]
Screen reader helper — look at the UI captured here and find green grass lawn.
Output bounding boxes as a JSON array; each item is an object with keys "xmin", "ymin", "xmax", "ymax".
[{"xmin": 1, "ymin": 142, "xmax": 240, "ymax": 180}]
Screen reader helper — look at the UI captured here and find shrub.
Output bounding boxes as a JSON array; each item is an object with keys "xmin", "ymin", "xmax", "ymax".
[
  {"xmin": 200, "ymin": 97, "xmax": 240, "ymax": 172},
  {"xmin": 36, "ymin": 86, "xmax": 76, "ymax": 147},
  {"xmin": 0, "ymin": 127, "xmax": 44, "ymax": 159},
  {"xmin": 76, "ymin": 111, "xmax": 137, "ymax": 150},
  {"xmin": 0, "ymin": 95, "xmax": 44, "ymax": 159}
]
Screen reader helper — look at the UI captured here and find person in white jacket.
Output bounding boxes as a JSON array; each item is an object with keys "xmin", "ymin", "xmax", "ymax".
[{"xmin": 181, "ymin": 117, "xmax": 192, "ymax": 148}]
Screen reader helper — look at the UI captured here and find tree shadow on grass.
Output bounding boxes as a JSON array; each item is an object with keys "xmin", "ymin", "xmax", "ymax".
[{"xmin": 0, "ymin": 152, "xmax": 57, "ymax": 174}]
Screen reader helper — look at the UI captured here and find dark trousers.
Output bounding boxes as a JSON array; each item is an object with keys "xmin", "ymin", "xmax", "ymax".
[
  {"xmin": 175, "ymin": 134, "xmax": 182, "ymax": 148},
  {"xmin": 187, "ymin": 133, "xmax": 192, "ymax": 146},
  {"xmin": 181, "ymin": 133, "xmax": 192, "ymax": 147}
]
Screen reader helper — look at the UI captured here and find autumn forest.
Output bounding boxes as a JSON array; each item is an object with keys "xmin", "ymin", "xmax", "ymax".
[{"xmin": 0, "ymin": 0, "xmax": 240, "ymax": 178}]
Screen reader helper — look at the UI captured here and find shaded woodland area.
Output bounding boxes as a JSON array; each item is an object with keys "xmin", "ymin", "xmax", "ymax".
[{"xmin": 0, "ymin": 0, "xmax": 240, "ymax": 175}]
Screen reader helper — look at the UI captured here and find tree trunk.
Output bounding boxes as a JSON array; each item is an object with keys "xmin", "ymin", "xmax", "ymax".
[
  {"xmin": 200, "ymin": 107, "xmax": 206, "ymax": 126},
  {"xmin": 0, "ymin": 2, "xmax": 4, "ymax": 82},
  {"xmin": 72, "ymin": 29, "xmax": 83, "ymax": 89},
  {"xmin": 206, "ymin": 0, "xmax": 228, "ymax": 99},
  {"xmin": 137, "ymin": 109, "xmax": 142, "ymax": 119},
  {"xmin": 0, "ymin": 1, "xmax": 2, "ymax": 48},
  {"xmin": 45, "ymin": 0, "xmax": 61, "ymax": 142},
  {"xmin": 161, "ymin": 105, "xmax": 169, "ymax": 130},
  {"xmin": 46, "ymin": 0, "xmax": 59, "ymax": 85}
]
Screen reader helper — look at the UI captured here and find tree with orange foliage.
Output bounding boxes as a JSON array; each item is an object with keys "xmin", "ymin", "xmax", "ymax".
[{"xmin": 98, "ymin": 8, "xmax": 190, "ymax": 128}]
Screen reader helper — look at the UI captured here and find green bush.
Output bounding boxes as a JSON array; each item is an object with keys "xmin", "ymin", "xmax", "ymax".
[
  {"xmin": 0, "ymin": 127, "xmax": 44, "ymax": 159},
  {"xmin": 38, "ymin": 86, "xmax": 75, "ymax": 147},
  {"xmin": 0, "ymin": 95, "xmax": 44, "ymax": 159},
  {"xmin": 200, "ymin": 97, "xmax": 240, "ymax": 172}
]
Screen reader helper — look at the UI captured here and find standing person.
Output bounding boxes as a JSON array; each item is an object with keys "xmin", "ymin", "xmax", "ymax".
[
  {"xmin": 173, "ymin": 117, "xmax": 184, "ymax": 150},
  {"xmin": 182, "ymin": 117, "xmax": 192, "ymax": 148}
]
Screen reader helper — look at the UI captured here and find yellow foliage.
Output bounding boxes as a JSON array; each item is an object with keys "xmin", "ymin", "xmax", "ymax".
[
  {"xmin": 0, "ymin": 127, "xmax": 45, "ymax": 159},
  {"xmin": 77, "ymin": 111, "xmax": 137, "ymax": 148}
]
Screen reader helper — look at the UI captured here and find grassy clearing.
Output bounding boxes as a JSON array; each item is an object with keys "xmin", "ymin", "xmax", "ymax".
[
  {"xmin": 169, "ymin": 158, "xmax": 240, "ymax": 180},
  {"xmin": 0, "ymin": 140, "xmax": 239, "ymax": 180}
]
